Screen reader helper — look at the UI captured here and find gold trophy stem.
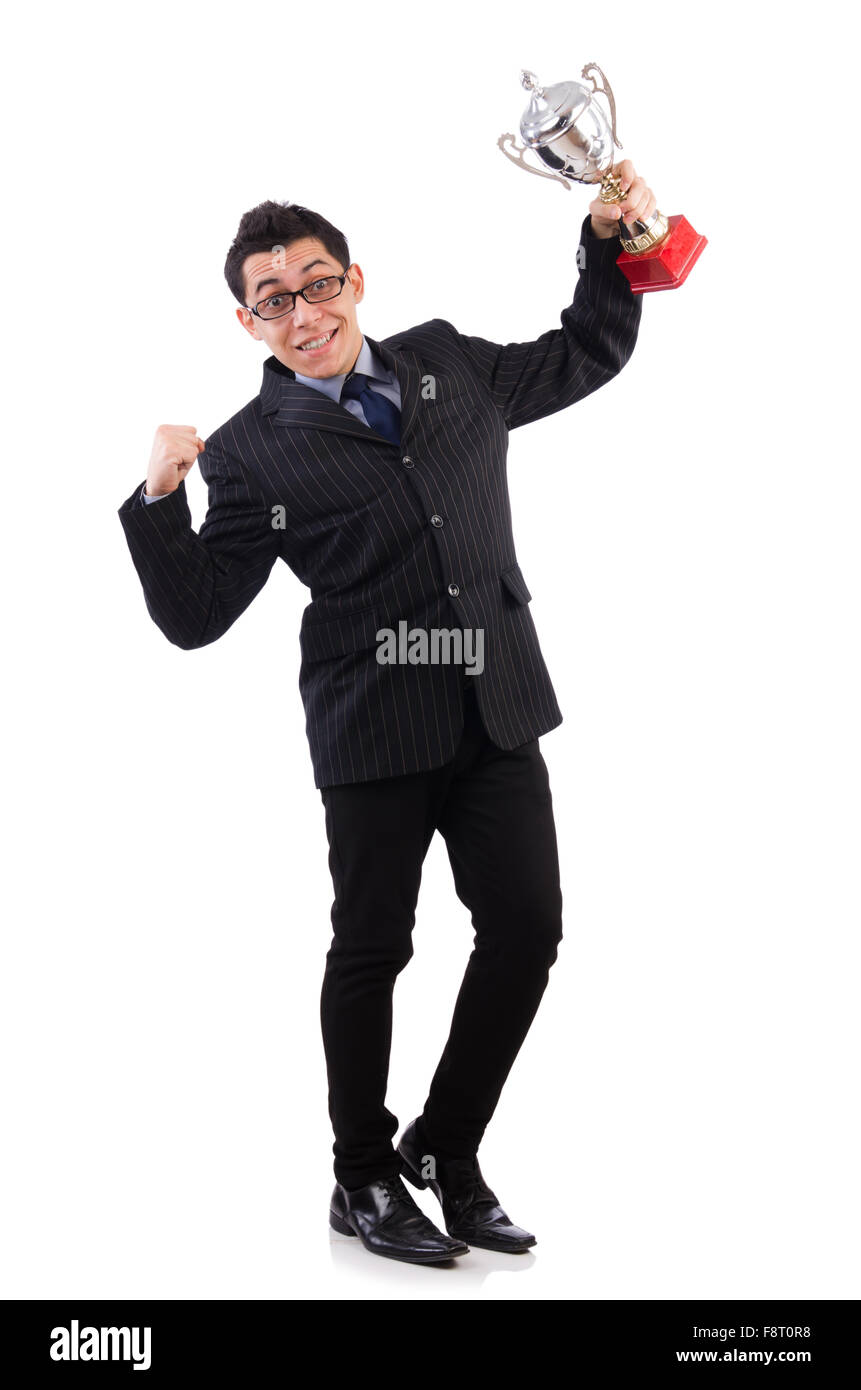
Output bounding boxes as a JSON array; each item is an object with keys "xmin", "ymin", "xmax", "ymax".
[{"xmin": 599, "ymin": 170, "xmax": 671, "ymax": 255}]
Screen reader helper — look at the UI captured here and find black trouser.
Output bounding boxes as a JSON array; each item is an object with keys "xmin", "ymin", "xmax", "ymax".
[{"xmin": 319, "ymin": 677, "xmax": 564, "ymax": 1189}]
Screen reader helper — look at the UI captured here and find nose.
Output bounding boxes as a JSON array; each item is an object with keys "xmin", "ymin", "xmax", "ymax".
[{"xmin": 291, "ymin": 296, "xmax": 322, "ymax": 330}]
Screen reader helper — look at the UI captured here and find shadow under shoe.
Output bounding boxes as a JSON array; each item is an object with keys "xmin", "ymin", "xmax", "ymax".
[
  {"xmin": 397, "ymin": 1118, "xmax": 537, "ymax": 1253},
  {"xmin": 329, "ymin": 1173, "xmax": 469, "ymax": 1264}
]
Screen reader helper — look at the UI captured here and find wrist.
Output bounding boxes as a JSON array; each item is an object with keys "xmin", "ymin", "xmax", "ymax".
[{"xmin": 590, "ymin": 215, "xmax": 621, "ymax": 241}]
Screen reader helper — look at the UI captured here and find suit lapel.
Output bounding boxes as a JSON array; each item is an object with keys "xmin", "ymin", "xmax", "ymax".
[{"xmin": 262, "ymin": 334, "xmax": 423, "ymax": 449}]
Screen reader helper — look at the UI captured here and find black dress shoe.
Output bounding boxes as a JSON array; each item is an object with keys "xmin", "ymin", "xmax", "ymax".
[
  {"xmin": 397, "ymin": 1119, "xmax": 537, "ymax": 1253},
  {"xmin": 329, "ymin": 1173, "xmax": 469, "ymax": 1264}
]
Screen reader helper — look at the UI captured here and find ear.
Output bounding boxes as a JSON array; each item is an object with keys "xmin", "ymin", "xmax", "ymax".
[
  {"xmin": 236, "ymin": 305, "xmax": 261, "ymax": 340},
  {"xmin": 347, "ymin": 263, "xmax": 365, "ymax": 305}
]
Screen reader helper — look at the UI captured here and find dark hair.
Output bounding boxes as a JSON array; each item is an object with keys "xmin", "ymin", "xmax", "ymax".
[{"xmin": 223, "ymin": 200, "xmax": 351, "ymax": 307}]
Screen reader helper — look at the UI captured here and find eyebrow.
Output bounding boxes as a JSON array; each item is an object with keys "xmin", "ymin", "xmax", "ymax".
[{"xmin": 252, "ymin": 259, "xmax": 332, "ymax": 298}]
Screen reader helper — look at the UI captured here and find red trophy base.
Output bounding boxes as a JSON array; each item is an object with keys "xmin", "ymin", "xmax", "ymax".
[{"xmin": 615, "ymin": 214, "xmax": 707, "ymax": 293}]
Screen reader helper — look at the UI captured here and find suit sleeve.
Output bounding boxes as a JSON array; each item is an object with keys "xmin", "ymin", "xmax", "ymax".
[
  {"xmin": 436, "ymin": 213, "xmax": 643, "ymax": 431},
  {"xmin": 117, "ymin": 439, "xmax": 280, "ymax": 650}
]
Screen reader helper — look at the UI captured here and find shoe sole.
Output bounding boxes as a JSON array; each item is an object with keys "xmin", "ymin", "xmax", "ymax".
[
  {"xmin": 328, "ymin": 1209, "xmax": 469, "ymax": 1263},
  {"xmin": 448, "ymin": 1233, "xmax": 536, "ymax": 1253},
  {"xmin": 399, "ymin": 1148, "xmax": 537, "ymax": 1254}
]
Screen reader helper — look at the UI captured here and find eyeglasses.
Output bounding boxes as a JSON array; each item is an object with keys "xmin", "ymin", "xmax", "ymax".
[{"xmin": 248, "ymin": 268, "xmax": 353, "ymax": 321}]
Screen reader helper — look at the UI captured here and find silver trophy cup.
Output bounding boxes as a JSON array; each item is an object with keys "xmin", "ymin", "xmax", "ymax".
[{"xmin": 499, "ymin": 65, "xmax": 671, "ymax": 255}]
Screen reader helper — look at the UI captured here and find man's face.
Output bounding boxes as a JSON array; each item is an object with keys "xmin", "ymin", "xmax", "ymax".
[{"xmin": 236, "ymin": 236, "xmax": 364, "ymax": 378}]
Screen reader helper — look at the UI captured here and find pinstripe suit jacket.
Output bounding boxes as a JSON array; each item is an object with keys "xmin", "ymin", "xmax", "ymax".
[{"xmin": 118, "ymin": 214, "xmax": 642, "ymax": 788}]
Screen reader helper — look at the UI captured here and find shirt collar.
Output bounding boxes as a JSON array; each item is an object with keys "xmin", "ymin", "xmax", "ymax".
[
  {"xmin": 293, "ymin": 335, "xmax": 390, "ymax": 404},
  {"xmin": 260, "ymin": 334, "xmax": 398, "ymax": 415}
]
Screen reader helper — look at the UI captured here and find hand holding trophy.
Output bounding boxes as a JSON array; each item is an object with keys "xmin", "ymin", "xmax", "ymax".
[
  {"xmin": 587, "ymin": 158, "xmax": 655, "ymax": 241},
  {"xmin": 499, "ymin": 65, "xmax": 707, "ymax": 292}
]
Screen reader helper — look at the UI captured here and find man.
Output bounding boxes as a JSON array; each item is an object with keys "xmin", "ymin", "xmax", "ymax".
[{"xmin": 118, "ymin": 161, "xmax": 650, "ymax": 1265}]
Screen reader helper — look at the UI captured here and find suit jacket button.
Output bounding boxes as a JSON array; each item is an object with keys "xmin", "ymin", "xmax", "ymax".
[
  {"xmin": 402, "ymin": 455, "xmax": 414, "ymax": 468},
  {"xmin": 448, "ymin": 583, "xmax": 460, "ymax": 597},
  {"xmin": 430, "ymin": 514, "xmax": 444, "ymax": 527}
]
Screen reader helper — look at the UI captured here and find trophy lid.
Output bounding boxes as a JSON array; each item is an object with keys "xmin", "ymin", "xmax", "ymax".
[{"xmin": 518, "ymin": 69, "xmax": 591, "ymax": 148}]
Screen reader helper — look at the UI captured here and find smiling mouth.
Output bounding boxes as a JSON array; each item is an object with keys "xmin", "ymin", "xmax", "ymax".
[{"xmin": 297, "ymin": 328, "xmax": 338, "ymax": 352}]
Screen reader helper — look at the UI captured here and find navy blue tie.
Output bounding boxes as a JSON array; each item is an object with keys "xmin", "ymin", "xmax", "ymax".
[{"xmin": 340, "ymin": 371, "xmax": 401, "ymax": 447}]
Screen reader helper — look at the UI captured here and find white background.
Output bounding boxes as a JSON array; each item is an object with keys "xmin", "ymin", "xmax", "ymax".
[{"xmin": 2, "ymin": 0, "xmax": 858, "ymax": 1301}]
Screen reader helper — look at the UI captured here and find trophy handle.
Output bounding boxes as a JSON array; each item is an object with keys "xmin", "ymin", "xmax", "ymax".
[
  {"xmin": 581, "ymin": 62, "xmax": 623, "ymax": 150},
  {"xmin": 497, "ymin": 133, "xmax": 572, "ymax": 190}
]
